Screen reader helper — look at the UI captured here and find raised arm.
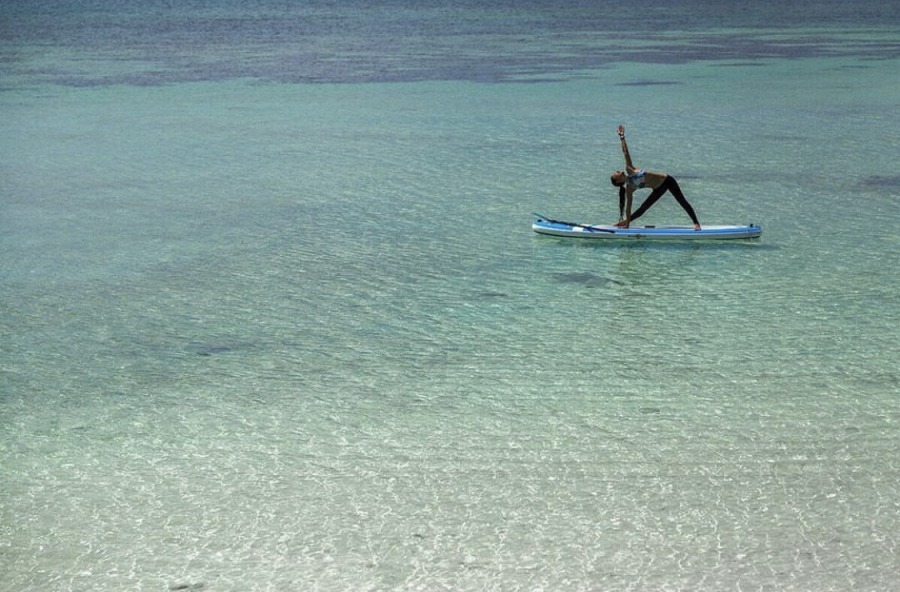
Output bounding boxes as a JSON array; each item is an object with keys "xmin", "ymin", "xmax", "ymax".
[{"xmin": 617, "ymin": 124, "xmax": 636, "ymax": 173}]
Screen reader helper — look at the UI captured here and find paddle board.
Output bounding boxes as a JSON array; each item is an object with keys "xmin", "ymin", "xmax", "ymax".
[{"xmin": 532, "ymin": 216, "xmax": 761, "ymax": 241}]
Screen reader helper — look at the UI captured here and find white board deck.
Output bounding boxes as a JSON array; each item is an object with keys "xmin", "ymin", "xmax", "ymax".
[{"xmin": 532, "ymin": 217, "xmax": 762, "ymax": 240}]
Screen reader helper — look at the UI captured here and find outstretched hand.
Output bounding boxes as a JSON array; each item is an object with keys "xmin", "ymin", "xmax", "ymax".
[{"xmin": 617, "ymin": 124, "xmax": 625, "ymax": 138}]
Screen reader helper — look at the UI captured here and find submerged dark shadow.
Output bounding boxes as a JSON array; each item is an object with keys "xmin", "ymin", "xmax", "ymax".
[{"xmin": 551, "ymin": 272, "xmax": 623, "ymax": 287}]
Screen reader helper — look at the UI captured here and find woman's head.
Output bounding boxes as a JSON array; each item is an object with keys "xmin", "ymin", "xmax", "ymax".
[{"xmin": 610, "ymin": 171, "xmax": 626, "ymax": 187}]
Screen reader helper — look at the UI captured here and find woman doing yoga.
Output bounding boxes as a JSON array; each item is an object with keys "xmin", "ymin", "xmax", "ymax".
[{"xmin": 609, "ymin": 125, "xmax": 701, "ymax": 230}]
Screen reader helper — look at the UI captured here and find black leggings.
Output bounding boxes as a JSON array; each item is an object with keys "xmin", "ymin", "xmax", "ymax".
[{"xmin": 631, "ymin": 176, "xmax": 699, "ymax": 225}]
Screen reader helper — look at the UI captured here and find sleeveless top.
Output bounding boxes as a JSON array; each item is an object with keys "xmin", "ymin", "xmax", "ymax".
[{"xmin": 626, "ymin": 169, "xmax": 648, "ymax": 189}]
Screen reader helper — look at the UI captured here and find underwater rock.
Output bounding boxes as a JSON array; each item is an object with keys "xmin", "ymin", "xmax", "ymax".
[{"xmin": 169, "ymin": 583, "xmax": 204, "ymax": 591}]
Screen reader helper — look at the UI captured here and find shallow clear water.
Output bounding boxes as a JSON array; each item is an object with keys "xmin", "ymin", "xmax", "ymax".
[{"xmin": 2, "ymin": 2, "xmax": 899, "ymax": 591}]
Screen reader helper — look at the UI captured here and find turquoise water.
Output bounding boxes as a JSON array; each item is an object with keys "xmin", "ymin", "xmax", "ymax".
[{"xmin": 2, "ymin": 3, "xmax": 899, "ymax": 591}]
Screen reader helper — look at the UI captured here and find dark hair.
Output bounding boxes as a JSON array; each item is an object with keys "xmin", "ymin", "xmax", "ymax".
[
  {"xmin": 618, "ymin": 186, "xmax": 626, "ymax": 219},
  {"xmin": 610, "ymin": 174, "xmax": 622, "ymax": 187}
]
